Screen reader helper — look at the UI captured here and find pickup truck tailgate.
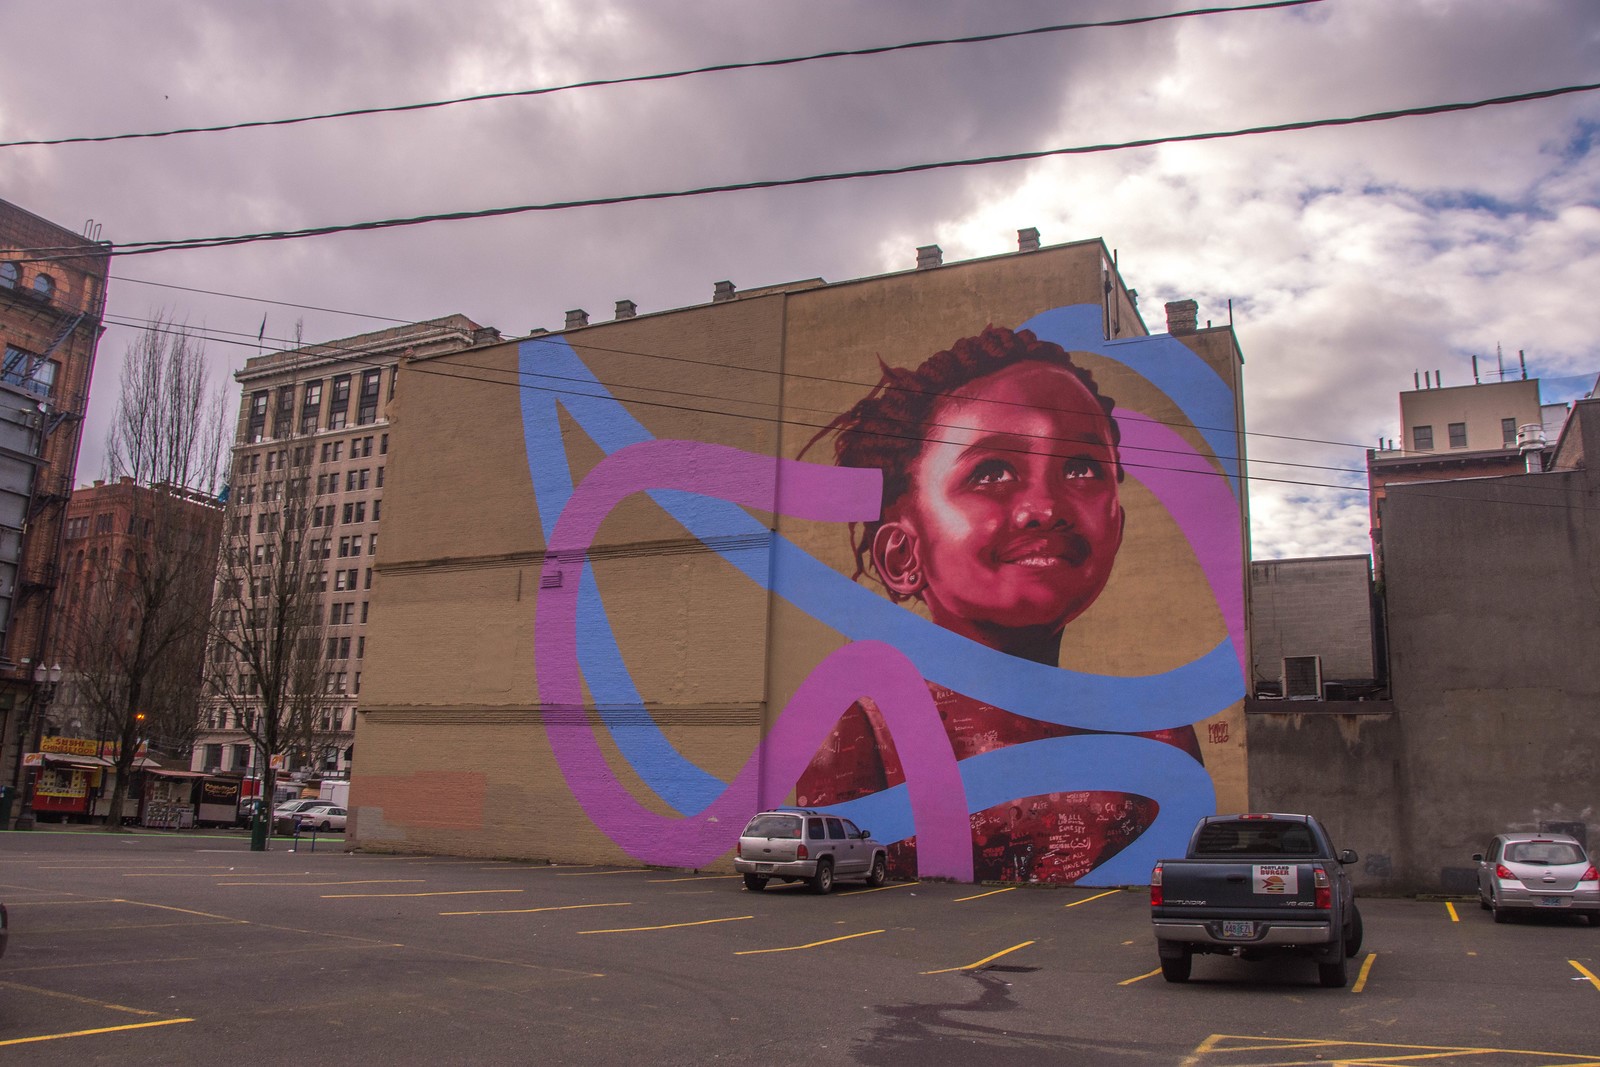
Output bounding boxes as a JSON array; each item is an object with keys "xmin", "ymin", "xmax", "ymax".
[{"xmin": 1153, "ymin": 859, "xmax": 1334, "ymax": 946}]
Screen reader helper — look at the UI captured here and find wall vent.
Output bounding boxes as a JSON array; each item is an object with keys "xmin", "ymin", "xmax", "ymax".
[{"xmin": 1283, "ymin": 656, "xmax": 1322, "ymax": 700}]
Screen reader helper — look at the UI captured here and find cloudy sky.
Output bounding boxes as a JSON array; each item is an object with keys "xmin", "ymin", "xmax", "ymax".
[{"xmin": 2, "ymin": 0, "xmax": 1596, "ymax": 559}]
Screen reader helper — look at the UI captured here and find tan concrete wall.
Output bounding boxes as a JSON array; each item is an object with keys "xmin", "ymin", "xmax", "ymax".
[
  {"xmin": 354, "ymin": 241, "xmax": 1250, "ymax": 883},
  {"xmin": 1400, "ymin": 379, "xmax": 1541, "ymax": 453}
]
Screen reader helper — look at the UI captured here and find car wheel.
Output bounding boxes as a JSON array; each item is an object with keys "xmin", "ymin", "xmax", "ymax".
[
  {"xmin": 865, "ymin": 854, "xmax": 888, "ymax": 888},
  {"xmin": 810, "ymin": 859, "xmax": 834, "ymax": 895},
  {"xmin": 1160, "ymin": 950, "xmax": 1192, "ymax": 983},
  {"xmin": 1344, "ymin": 905, "xmax": 1364, "ymax": 958},
  {"xmin": 319, "ymin": 821, "xmax": 332, "ymax": 832},
  {"xmin": 1491, "ymin": 891, "xmax": 1508, "ymax": 924},
  {"xmin": 742, "ymin": 873, "xmax": 768, "ymax": 892}
]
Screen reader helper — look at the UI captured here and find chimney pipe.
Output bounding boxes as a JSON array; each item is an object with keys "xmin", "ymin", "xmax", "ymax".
[
  {"xmin": 916, "ymin": 245, "xmax": 943, "ymax": 270},
  {"xmin": 614, "ymin": 299, "xmax": 637, "ymax": 320},
  {"xmin": 713, "ymin": 280, "xmax": 736, "ymax": 303},
  {"xmin": 564, "ymin": 309, "xmax": 589, "ymax": 329},
  {"xmin": 1017, "ymin": 227, "xmax": 1040, "ymax": 252}
]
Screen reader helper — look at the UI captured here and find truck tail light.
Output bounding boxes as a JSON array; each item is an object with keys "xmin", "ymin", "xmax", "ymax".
[
  {"xmin": 1150, "ymin": 863, "xmax": 1164, "ymax": 907},
  {"xmin": 735, "ymin": 841, "xmax": 742, "ymax": 858},
  {"xmin": 796, "ymin": 843, "xmax": 809, "ymax": 860},
  {"xmin": 1313, "ymin": 866, "xmax": 1331, "ymax": 910},
  {"xmin": 1495, "ymin": 864, "xmax": 1517, "ymax": 881},
  {"xmin": 1581, "ymin": 866, "xmax": 1598, "ymax": 882}
]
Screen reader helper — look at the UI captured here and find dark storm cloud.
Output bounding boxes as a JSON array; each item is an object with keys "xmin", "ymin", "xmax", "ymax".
[{"xmin": 1, "ymin": 0, "xmax": 1596, "ymax": 558}]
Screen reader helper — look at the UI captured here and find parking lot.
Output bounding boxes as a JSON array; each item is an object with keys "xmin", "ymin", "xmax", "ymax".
[{"xmin": 2, "ymin": 830, "xmax": 1597, "ymax": 1065}]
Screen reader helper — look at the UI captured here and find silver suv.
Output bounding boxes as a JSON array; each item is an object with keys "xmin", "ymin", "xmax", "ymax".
[{"xmin": 734, "ymin": 809, "xmax": 889, "ymax": 894}]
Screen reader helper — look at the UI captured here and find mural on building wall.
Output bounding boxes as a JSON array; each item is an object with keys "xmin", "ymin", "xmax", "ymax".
[{"xmin": 523, "ymin": 302, "xmax": 1245, "ymax": 885}]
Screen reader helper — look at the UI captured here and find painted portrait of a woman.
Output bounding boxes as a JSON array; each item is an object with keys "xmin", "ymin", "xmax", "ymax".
[{"xmin": 796, "ymin": 325, "xmax": 1200, "ymax": 882}]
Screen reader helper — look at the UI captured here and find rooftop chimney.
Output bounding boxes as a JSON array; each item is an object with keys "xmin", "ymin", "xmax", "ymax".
[
  {"xmin": 564, "ymin": 309, "xmax": 589, "ymax": 329},
  {"xmin": 1165, "ymin": 299, "xmax": 1198, "ymax": 335},
  {"xmin": 614, "ymin": 299, "xmax": 637, "ymax": 320},
  {"xmin": 1517, "ymin": 424, "xmax": 1548, "ymax": 473},
  {"xmin": 713, "ymin": 280, "xmax": 736, "ymax": 303},
  {"xmin": 1017, "ymin": 227, "xmax": 1040, "ymax": 252},
  {"xmin": 916, "ymin": 245, "xmax": 943, "ymax": 270}
]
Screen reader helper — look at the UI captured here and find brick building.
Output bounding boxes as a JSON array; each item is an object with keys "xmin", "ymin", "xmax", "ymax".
[
  {"xmin": 45, "ymin": 477, "xmax": 224, "ymax": 744},
  {"xmin": 351, "ymin": 235, "xmax": 1253, "ymax": 886},
  {"xmin": 191, "ymin": 315, "xmax": 500, "ymax": 790},
  {"xmin": 0, "ymin": 199, "xmax": 111, "ymax": 822}
]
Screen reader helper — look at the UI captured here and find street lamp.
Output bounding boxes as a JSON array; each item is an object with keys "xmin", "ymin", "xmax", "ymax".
[{"xmin": 15, "ymin": 662, "xmax": 63, "ymax": 830}]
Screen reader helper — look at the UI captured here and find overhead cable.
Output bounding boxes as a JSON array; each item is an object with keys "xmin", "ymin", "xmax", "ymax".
[
  {"xmin": 21, "ymin": 80, "xmax": 1600, "ymax": 263},
  {"xmin": 0, "ymin": 1, "xmax": 1323, "ymax": 150}
]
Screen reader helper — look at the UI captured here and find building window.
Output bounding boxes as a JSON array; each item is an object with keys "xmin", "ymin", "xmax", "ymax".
[
  {"xmin": 1412, "ymin": 425, "xmax": 1434, "ymax": 451},
  {"xmin": 273, "ymin": 386, "xmax": 295, "ymax": 437},
  {"xmin": 3, "ymin": 346, "xmax": 58, "ymax": 397},
  {"xmin": 301, "ymin": 380, "xmax": 323, "ymax": 434},
  {"xmin": 1448, "ymin": 422, "xmax": 1467, "ymax": 449},
  {"xmin": 329, "ymin": 374, "xmax": 351, "ymax": 429},
  {"xmin": 0, "ymin": 261, "xmax": 17, "ymax": 288},
  {"xmin": 1502, "ymin": 417, "xmax": 1517, "ymax": 447},
  {"xmin": 358, "ymin": 369, "xmax": 382, "ymax": 425},
  {"xmin": 247, "ymin": 390, "xmax": 268, "ymax": 441},
  {"xmin": 32, "ymin": 273, "xmax": 55, "ymax": 300}
]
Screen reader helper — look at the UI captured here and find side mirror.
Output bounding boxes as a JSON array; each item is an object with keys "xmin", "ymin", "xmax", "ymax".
[
  {"xmin": 1337, "ymin": 849, "xmax": 1359, "ymax": 865},
  {"xmin": 858, "ymin": 829, "xmax": 871, "ymax": 840},
  {"xmin": 1471, "ymin": 853, "xmax": 1484, "ymax": 863}
]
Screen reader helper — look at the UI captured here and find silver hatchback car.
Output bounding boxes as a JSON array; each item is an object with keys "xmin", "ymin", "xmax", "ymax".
[
  {"xmin": 1474, "ymin": 832, "xmax": 1599, "ymax": 924},
  {"xmin": 733, "ymin": 809, "xmax": 889, "ymax": 894}
]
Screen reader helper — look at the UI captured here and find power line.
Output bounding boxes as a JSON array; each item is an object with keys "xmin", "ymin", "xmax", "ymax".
[
  {"xmin": 19, "ymin": 80, "xmax": 1599, "ymax": 264},
  {"xmin": 0, "ymin": 1, "xmax": 1323, "ymax": 151},
  {"xmin": 98, "ymin": 308, "xmax": 1578, "ymax": 496},
  {"xmin": 108, "ymin": 312, "xmax": 1596, "ymax": 514},
  {"xmin": 98, "ymin": 308, "xmax": 1382, "ymax": 474}
]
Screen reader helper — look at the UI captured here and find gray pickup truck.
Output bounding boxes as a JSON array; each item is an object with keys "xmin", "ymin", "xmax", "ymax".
[{"xmin": 1150, "ymin": 813, "xmax": 1363, "ymax": 987}]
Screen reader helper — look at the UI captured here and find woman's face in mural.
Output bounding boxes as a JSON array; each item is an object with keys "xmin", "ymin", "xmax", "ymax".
[{"xmin": 872, "ymin": 360, "xmax": 1124, "ymax": 662}]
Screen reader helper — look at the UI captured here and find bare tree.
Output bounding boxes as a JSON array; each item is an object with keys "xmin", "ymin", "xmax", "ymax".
[
  {"xmin": 205, "ymin": 374, "xmax": 336, "ymax": 840},
  {"xmin": 78, "ymin": 315, "xmax": 228, "ymax": 827}
]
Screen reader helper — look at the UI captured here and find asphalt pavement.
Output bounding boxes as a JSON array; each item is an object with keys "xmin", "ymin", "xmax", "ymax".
[{"xmin": 1, "ymin": 829, "xmax": 1597, "ymax": 1065}]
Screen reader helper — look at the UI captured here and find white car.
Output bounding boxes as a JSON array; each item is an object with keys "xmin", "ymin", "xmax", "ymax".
[
  {"xmin": 284, "ymin": 804, "xmax": 347, "ymax": 833},
  {"xmin": 1475, "ymin": 832, "xmax": 1599, "ymax": 924}
]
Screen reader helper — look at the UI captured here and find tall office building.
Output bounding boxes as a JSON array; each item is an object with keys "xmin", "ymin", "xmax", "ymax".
[{"xmin": 191, "ymin": 315, "xmax": 499, "ymax": 789}]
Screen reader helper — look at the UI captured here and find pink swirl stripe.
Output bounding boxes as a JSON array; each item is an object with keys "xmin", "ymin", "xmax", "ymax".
[{"xmin": 536, "ymin": 439, "xmax": 974, "ymax": 877}]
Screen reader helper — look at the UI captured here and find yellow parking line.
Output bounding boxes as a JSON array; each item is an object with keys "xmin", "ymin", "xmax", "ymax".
[
  {"xmin": 1352, "ymin": 952, "xmax": 1377, "ymax": 992},
  {"xmin": 1118, "ymin": 967, "xmax": 1162, "ymax": 986},
  {"xmin": 443, "ymin": 901, "xmax": 632, "ymax": 917},
  {"xmin": 1445, "ymin": 901, "xmax": 1459, "ymax": 922},
  {"xmin": 735, "ymin": 930, "xmax": 885, "ymax": 955},
  {"xmin": 922, "ymin": 940, "xmax": 1034, "ymax": 975},
  {"xmin": 3, "ymin": 899, "xmax": 123, "ymax": 906},
  {"xmin": 0, "ymin": 981, "xmax": 162, "ymax": 1016},
  {"xmin": 955, "ymin": 887, "xmax": 1018, "ymax": 902},
  {"xmin": 580, "ymin": 915, "xmax": 753, "ymax": 934},
  {"xmin": 1571, "ymin": 960, "xmax": 1600, "ymax": 989},
  {"xmin": 649, "ymin": 875, "xmax": 742, "ymax": 883},
  {"xmin": 847, "ymin": 881, "xmax": 917, "ymax": 895},
  {"xmin": 219, "ymin": 880, "xmax": 426, "ymax": 887},
  {"xmin": 0, "ymin": 1018, "xmax": 194, "ymax": 1047},
  {"xmin": 556, "ymin": 868, "xmax": 653, "ymax": 877},
  {"xmin": 322, "ymin": 889, "xmax": 526, "ymax": 899},
  {"xmin": 1066, "ymin": 890, "xmax": 1120, "ymax": 908}
]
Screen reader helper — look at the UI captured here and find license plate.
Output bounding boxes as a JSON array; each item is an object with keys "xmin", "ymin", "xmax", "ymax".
[
  {"xmin": 756, "ymin": 864, "xmax": 774, "ymax": 874},
  {"xmin": 1221, "ymin": 920, "xmax": 1255, "ymax": 939},
  {"xmin": 1539, "ymin": 896, "xmax": 1565, "ymax": 907}
]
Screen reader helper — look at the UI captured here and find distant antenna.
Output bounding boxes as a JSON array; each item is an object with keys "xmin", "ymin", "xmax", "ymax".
[
  {"xmin": 1414, "ymin": 371, "xmax": 1420, "ymax": 389},
  {"xmin": 1496, "ymin": 343, "xmax": 1504, "ymax": 382},
  {"xmin": 1472, "ymin": 355, "xmax": 1480, "ymax": 384},
  {"xmin": 1519, "ymin": 349, "xmax": 1527, "ymax": 380}
]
